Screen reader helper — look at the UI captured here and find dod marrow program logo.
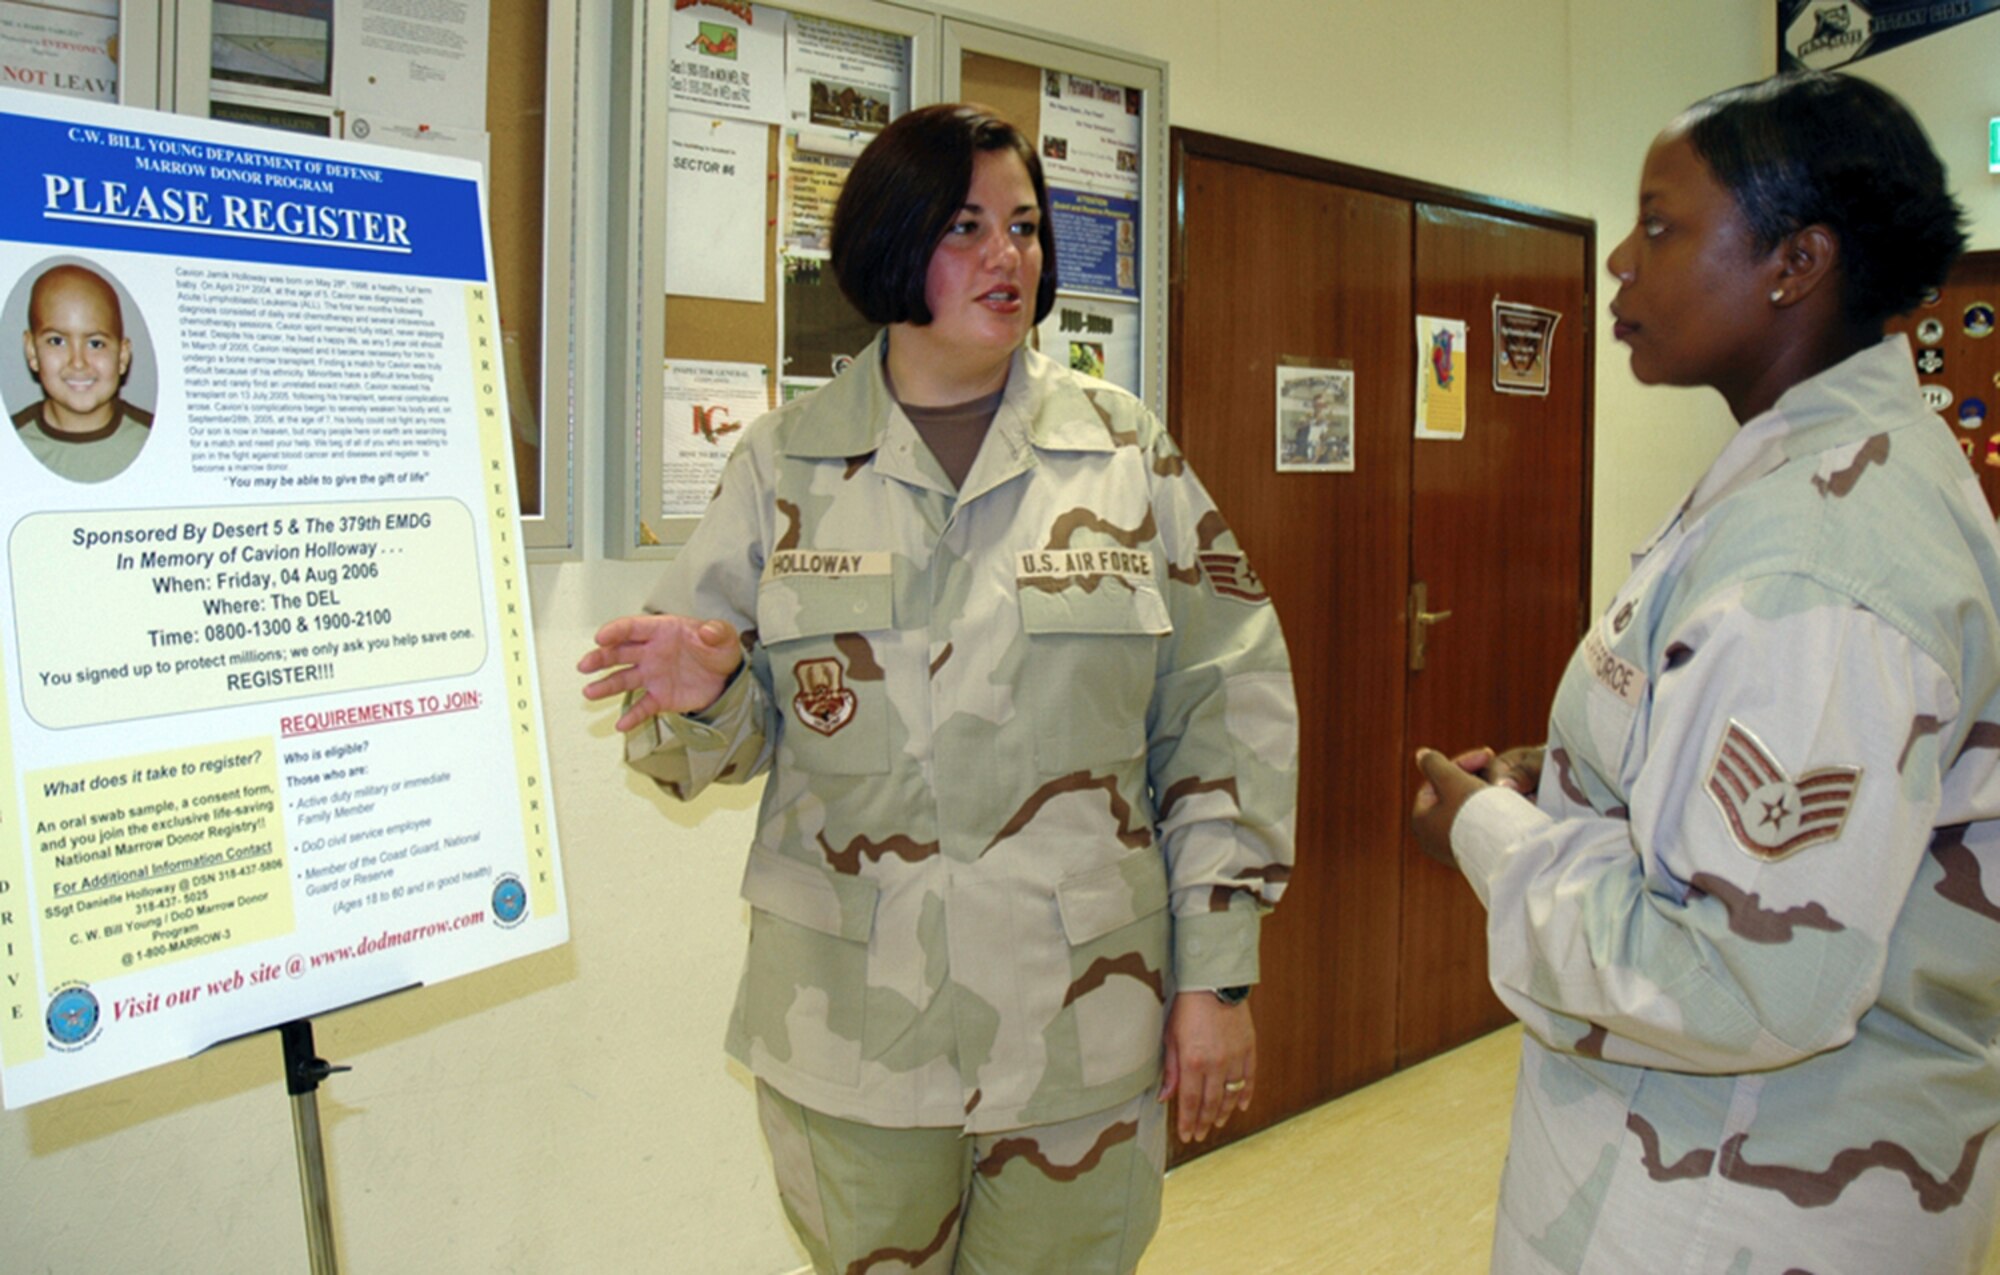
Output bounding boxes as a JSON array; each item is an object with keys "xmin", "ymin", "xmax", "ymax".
[
  {"xmin": 491, "ymin": 875, "xmax": 528, "ymax": 927},
  {"xmin": 46, "ymin": 982, "xmax": 102, "ymax": 1051}
]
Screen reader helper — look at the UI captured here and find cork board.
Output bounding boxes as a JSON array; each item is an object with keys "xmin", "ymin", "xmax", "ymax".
[{"xmin": 960, "ymin": 51, "xmax": 1041, "ymax": 140}]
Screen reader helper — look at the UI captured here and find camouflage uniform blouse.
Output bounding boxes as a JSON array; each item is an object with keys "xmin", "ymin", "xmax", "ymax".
[
  {"xmin": 1452, "ymin": 337, "xmax": 2000, "ymax": 1273},
  {"xmin": 628, "ymin": 338, "xmax": 1297, "ymax": 1134}
]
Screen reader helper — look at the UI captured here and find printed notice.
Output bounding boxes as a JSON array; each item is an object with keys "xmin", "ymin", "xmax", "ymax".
[
  {"xmin": 0, "ymin": 87, "xmax": 565, "ymax": 1108},
  {"xmin": 662, "ymin": 359, "xmax": 767, "ymax": 517},
  {"xmin": 784, "ymin": 12, "xmax": 906, "ymax": 133},
  {"xmin": 668, "ymin": 0, "xmax": 786, "ymax": 126},
  {"xmin": 0, "ymin": 1, "xmax": 117, "ymax": 103}
]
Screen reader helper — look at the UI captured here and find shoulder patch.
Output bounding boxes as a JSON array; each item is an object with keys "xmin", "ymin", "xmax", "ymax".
[
  {"xmin": 1197, "ymin": 550, "xmax": 1268, "ymax": 604},
  {"xmin": 1704, "ymin": 719, "xmax": 1861, "ymax": 862}
]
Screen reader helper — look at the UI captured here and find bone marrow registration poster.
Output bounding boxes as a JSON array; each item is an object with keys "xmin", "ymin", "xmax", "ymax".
[{"xmin": 0, "ymin": 88, "xmax": 566, "ymax": 1107}]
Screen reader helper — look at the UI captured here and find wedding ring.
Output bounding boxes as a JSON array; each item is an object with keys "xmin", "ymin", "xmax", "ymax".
[{"xmin": 1223, "ymin": 1079, "xmax": 1247, "ymax": 1093}]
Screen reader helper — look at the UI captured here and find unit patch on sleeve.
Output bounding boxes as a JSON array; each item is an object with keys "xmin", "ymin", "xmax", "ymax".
[{"xmin": 1704, "ymin": 719, "xmax": 1861, "ymax": 862}]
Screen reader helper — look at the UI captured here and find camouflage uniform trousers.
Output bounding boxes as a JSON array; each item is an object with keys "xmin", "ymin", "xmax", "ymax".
[{"xmin": 756, "ymin": 1080, "xmax": 1167, "ymax": 1274}]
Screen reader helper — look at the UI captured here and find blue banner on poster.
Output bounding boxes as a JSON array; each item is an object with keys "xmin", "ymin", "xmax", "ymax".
[
  {"xmin": 1779, "ymin": 0, "xmax": 2000, "ymax": 72},
  {"xmin": 0, "ymin": 111, "xmax": 486, "ymax": 281},
  {"xmin": 1049, "ymin": 186, "xmax": 1139, "ymax": 300}
]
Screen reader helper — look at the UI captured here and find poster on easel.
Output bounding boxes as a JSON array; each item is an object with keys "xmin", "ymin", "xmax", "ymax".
[{"xmin": 0, "ymin": 87, "xmax": 566, "ymax": 1108}]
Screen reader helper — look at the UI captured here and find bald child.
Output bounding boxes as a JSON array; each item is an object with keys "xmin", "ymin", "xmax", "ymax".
[{"xmin": 14, "ymin": 263, "xmax": 151, "ymax": 481}]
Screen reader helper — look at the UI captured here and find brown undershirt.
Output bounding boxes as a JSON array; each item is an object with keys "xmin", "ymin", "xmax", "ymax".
[
  {"xmin": 882, "ymin": 353, "xmax": 1005, "ymax": 490},
  {"xmin": 900, "ymin": 388, "xmax": 1004, "ymax": 490}
]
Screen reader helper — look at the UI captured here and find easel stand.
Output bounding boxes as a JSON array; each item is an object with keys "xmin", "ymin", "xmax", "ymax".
[{"xmin": 281, "ymin": 1019, "xmax": 350, "ymax": 1275}]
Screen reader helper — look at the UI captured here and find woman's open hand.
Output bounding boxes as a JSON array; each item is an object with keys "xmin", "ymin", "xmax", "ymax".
[{"xmin": 578, "ymin": 614, "xmax": 743, "ymax": 731}]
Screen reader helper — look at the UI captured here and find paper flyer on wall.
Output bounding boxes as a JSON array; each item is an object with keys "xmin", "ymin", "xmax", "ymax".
[
  {"xmin": 784, "ymin": 12, "xmax": 904, "ymax": 134},
  {"xmin": 1035, "ymin": 294, "xmax": 1139, "ymax": 395},
  {"xmin": 0, "ymin": 1, "xmax": 117, "ymax": 103},
  {"xmin": 780, "ymin": 129, "xmax": 861, "ymax": 255},
  {"xmin": 665, "ymin": 110, "xmax": 767, "ymax": 303},
  {"xmin": 1048, "ymin": 188, "xmax": 1139, "ymax": 300},
  {"xmin": 1037, "ymin": 70, "xmax": 1141, "ymax": 199},
  {"xmin": 1492, "ymin": 299, "xmax": 1559, "ymax": 396},
  {"xmin": 0, "ymin": 88, "xmax": 565, "ymax": 1107},
  {"xmin": 668, "ymin": 0, "xmax": 787, "ymax": 127},
  {"xmin": 335, "ymin": 0, "xmax": 490, "ymax": 133},
  {"xmin": 1414, "ymin": 315, "xmax": 1468, "ymax": 441},
  {"xmin": 662, "ymin": 359, "xmax": 767, "ymax": 517}
]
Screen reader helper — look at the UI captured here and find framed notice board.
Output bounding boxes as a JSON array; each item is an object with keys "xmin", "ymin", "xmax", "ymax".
[
  {"xmin": 154, "ymin": 0, "xmax": 583, "ymax": 555},
  {"xmin": 604, "ymin": 0, "xmax": 1167, "ymax": 559}
]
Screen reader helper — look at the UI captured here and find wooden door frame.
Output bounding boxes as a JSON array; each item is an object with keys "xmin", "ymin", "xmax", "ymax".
[{"xmin": 1168, "ymin": 126, "xmax": 1597, "ymax": 625}]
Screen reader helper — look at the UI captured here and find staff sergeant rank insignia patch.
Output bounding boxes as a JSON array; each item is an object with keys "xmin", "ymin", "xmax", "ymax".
[
  {"xmin": 1704, "ymin": 719, "xmax": 1861, "ymax": 862},
  {"xmin": 1197, "ymin": 551, "xmax": 1269, "ymax": 604}
]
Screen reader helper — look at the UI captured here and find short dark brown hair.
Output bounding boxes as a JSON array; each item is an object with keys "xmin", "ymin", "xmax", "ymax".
[{"xmin": 830, "ymin": 103, "xmax": 1058, "ymax": 326}]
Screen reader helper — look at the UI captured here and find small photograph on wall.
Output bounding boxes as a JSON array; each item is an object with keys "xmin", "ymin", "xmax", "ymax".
[{"xmin": 1276, "ymin": 363, "xmax": 1355, "ymax": 473}]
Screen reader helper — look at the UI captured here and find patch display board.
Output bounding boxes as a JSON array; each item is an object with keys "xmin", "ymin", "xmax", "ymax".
[{"xmin": 0, "ymin": 87, "xmax": 566, "ymax": 1107}]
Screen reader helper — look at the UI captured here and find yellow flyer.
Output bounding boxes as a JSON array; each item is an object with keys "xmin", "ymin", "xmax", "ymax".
[{"xmin": 1415, "ymin": 314, "xmax": 1469, "ymax": 441}]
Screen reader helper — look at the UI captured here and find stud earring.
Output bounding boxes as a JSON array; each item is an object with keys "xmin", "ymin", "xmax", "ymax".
[{"xmin": 1769, "ymin": 289, "xmax": 1785, "ymax": 304}]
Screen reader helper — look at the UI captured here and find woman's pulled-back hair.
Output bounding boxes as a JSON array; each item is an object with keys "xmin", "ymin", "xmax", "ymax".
[
  {"xmin": 1676, "ymin": 71, "xmax": 1965, "ymax": 327},
  {"xmin": 830, "ymin": 102, "xmax": 1058, "ymax": 327}
]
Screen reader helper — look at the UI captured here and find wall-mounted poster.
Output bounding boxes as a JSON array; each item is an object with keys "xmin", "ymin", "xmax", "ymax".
[
  {"xmin": 1415, "ymin": 315, "xmax": 1468, "ymax": 441},
  {"xmin": 1276, "ymin": 364, "xmax": 1355, "ymax": 473},
  {"xmin": 1493, "ymin": 299, "xmax": 1560, "ymax": 396},
  {"xmin": 1779, "ymin": 0, "xmax": 2000, "ymax": 72}
]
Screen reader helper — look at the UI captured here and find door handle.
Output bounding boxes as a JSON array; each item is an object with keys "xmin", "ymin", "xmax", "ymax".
[{"xmin": 1408, "ymin": 580, "xmax": 1452, "ymax": 671}]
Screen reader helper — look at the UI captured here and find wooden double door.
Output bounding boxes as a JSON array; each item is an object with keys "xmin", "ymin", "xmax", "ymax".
[{"xmin": 1167, "ymin": 130, "xmax": 1595, "ymax": 1157}]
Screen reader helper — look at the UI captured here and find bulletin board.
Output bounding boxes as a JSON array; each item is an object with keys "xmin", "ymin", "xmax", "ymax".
[
  {"xmin": 165, "ymin": 0, "xmax": 580, "ymax": 553},
  {"xmin": 605, "ymin": 1, "xmax": 1167, "ymax": 558}
]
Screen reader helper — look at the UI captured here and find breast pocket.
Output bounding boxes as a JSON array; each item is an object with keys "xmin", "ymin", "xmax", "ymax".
[
  {"xmin": 1018, "ymin": 581, "xmax": 1170, "ymax": 775},
  {"xmin": 758, "ymin": 573, "xmax": 896, "ymax": 775}
]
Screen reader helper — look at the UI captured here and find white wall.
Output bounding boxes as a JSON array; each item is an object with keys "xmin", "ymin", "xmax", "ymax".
[
  {"xmin": 26, "ymin": 3, "xmax": 1983, "ymax": 1271},
  {"xmin": 1841, "ymin": 15, "xmax": 2000, "ymax": 249}
]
